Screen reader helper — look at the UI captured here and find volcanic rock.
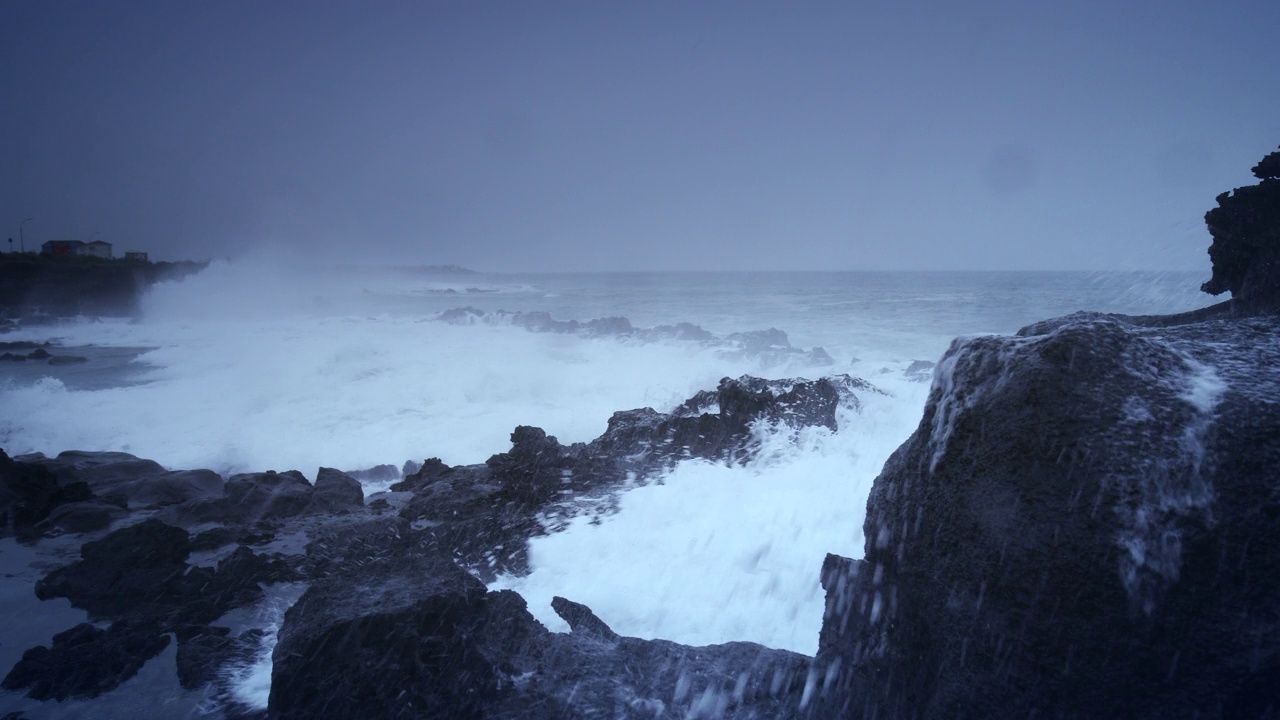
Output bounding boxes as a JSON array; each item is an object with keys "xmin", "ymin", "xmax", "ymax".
[
  {"xmin": 222, "ymin": 470, "xmax": 314, "ymax": 522},
  {"xmin": 269, "ymin": 549, "xmax": 813, "ymax": 719},
  {"xmin": 1, "ymin": 449, "xmax": 94, "ymax": 539},
  {"xmin": 35, "ymin": 518, "xmax": 297, "ymax": 627},
  {"xmin": 35, "ymin": 499, "xmax": 127, "ymax": 534},
  {"xmin": 269, "ymin": 554, "xmax": 495, "ymax": 719},
  {"xmin": 811, "ymin": 311, "xmax": 1280, "ymax": 718},
  {"xmin": 1, "ymin": 621, "xmax": 170, "ymax": 701},
  {"xmin": 15, "ymin": 451, "xmax": 222, "ymax": 510},
  {"xmin": 1201, "ymin": 145, "xmax": 1280, "ymax": 304},
  {"xmin": 310, "ymin": 467, "xmax": 364, "ymax": 512},
  {"xmin": 551, "ymin": 596, "xmax": 618, "ymax": 642}
]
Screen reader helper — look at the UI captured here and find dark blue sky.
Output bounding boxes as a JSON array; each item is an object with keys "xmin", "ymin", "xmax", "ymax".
[{"xmin": 3, "ymin": 1, "xmax": 1278, "ymax": 270}]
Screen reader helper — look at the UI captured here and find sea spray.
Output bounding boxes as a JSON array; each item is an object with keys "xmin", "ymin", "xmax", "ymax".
[{"xmin": 491, "ymin": 380, "xmax": 929, "ymax": 654}]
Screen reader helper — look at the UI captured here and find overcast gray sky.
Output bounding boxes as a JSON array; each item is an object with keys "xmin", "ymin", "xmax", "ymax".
[{"xmin": 2, "ymin": 1, "xmax": 1278, "ymax": 270}]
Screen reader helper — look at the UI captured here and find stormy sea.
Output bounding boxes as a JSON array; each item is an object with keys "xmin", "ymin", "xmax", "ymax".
[{"xmin": 0, "ymin": 264, "xmax": 1217, "ymax": 716}]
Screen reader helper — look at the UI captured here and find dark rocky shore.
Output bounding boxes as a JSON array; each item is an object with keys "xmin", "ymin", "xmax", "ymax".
[
  {"xmin": 1, "ymin": 375, "xmax": 875, "ymax": 718},
  {"xmin": 3, "ymin": 148, "xmax": 1279, "ymax": 717},
  {"xmin": 0, "ymin": 254, "xmax": 206, "ymax": 321}
]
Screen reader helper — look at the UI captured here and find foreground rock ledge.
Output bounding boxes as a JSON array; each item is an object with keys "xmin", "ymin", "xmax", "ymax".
[
  {"xmin": 269, "ymin": 549, "xmax": 811, "ymax": 719},
  {"xmin": 815, "ymin": 310, "xmax": 1280, "ymax": 718}
]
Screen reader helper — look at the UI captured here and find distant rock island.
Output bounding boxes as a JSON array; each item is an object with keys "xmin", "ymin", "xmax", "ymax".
[
  {"xmin": 340, "ymin": 263, "xmax": 479, "ymax": 275},
  {"xmin": 0, "ymin": 253, "xmax": 207, "ymax": 322}
]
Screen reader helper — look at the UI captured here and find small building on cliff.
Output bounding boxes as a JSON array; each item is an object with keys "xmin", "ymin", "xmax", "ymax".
[
  {"xmin": 124, "ymin": 251, "xmax": 148, "ymax": 262},
  {"xmin": 83, "ymin": 240, "xmax": 113, "ymax": 258},
  {"xmin": 40, "ymin": 239, "xmax": 114, "ymax": 258},
  {"xmin": 41, "ymin": 240, "xmax": 84, "ymax": 256}
]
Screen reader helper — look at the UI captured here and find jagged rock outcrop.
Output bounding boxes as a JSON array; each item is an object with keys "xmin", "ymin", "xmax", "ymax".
[
  {"xmin": 7, "ymin": 517, "xmax": 300, "ymax": 700},
  {"xmin": 34, "ymin": 519, "xmax": 297, "ymax": 627},
  {"xmin": 311, "ymin": 467, "xmax": 365, "ymax": 512},
  {"xmin": 269, "ymin": 544, "xmax": 812, "ymax": 719},
  {"xmin": 1202, "ymin": 146, "xmax": 1280, "ymax": 304},
  {"xmin": 0, "ymin": 449, "xmax": 93, "ymax": 539},
  {"xmin": 14, "ymin": 450, "xmax": 223, "ymax": 513},
  {"xmin": 0, "ymin": 254, "xmax": 207, "ymax": 317},
  {"xmin": 1, "ymin": 621, "xmax": 171, "ymax": 701},
  {"xmin": 394, "ymin": 374, "xmax": 879, "ymax": 577},
  {"xmin": 3, "ymin": 371, "xmax": 875, "ymax": 713},
  {"xmin": 812, "ymin": 311, "xmax": 1280, "ymax": 718}
]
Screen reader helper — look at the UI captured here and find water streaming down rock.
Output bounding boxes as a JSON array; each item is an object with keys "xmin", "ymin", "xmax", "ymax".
[{"xmin": 812, "ymin": 306, "xmax": 1280, "ymax": 718}]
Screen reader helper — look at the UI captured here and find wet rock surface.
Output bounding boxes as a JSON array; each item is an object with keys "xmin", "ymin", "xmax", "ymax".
[
  {"xmin": 7, "ymin": 303, "xmax": 1276, "ymax": 720},
  {"xmin": 393, "ymin": 374, "xmax": 879, "ymax": 578},
  {"xmin": 269, "ymin": 542, "xmax": 812, "ymax": 719},
  {"xmin": 812, "ymin": 309, "xmax": 1280, "ymax": 719},
  {"xmin": 1202, "ymin": 145, "xmax": 1280, "ymax": 305},
  {"xmin": 0, "ymin": 371, "xmax": 869, "ymax": 715},
  {"xmin": 2, "ymin": 621, "xmax": 171, "ymax": 701}
]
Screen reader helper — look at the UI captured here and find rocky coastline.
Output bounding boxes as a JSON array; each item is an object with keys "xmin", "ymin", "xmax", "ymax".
[
  {"xmin": 0, "ymin": 254, "xmax": 207, "ymax": 322},
  {"xmin": 1, "ymin": 375, "xmax": 874, "ymax": 718},
  {"xmin": 3, "ymin": 149, "xmax": 1278, "ymax": 717},
  {"xmin": 3, "ymin": 294, "xmax": 1277, "ymax": 717}
]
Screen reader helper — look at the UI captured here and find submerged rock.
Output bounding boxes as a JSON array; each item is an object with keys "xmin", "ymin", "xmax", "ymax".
[{"xmin": 812, "ymin": 311, "xmax": 1280, "ymax": 718}]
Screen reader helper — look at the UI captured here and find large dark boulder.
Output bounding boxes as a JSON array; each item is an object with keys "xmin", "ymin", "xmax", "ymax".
[
  {"xmin": 269, "ymin": 555, "xmax": 497, "ymax": 719},
  {"xmin": 485, "ymin": 426, "xmax": 574, "ymax": 506},
  {"xmin": 812, "ymin": 312, "xmax": 1280, "ymax": 718},
  {"xmin": 35, "ymin": 518, "xmax": 193, "ymax": 620},
  {"xmin": 1201, "ymin": 146, "xmax": 1280, "ymax": 304},
  {"xmin": 0, "ymin": 449, "xmax": 93, "ymax": 538},
  {"xmin": 1, "ymin": 621, "xmax": 170, "ymax": 701},
  {"xmin": 15, "ymin": 450, "xmax": 222, "ymax": 509},
  {"xmin": 35, "ymin": 499, "xmax": 128, "ymax": 534},
  {"xmin": 222, "ymin": 470, "xmax": 314, "ymax": 521},
  {"xmin": 311, "ymin": 467, "xmax": 364, "ymax": 512},
  {"xmin": 128, "ymin": 470, "xmax": 223, "ymax": 507},
  {"xmin": 268, "ymin": 549, "xmax": 814, "ymax": 718},
  {"xmin": 35, "ymin": 518, "xmax": 298, "ymax": 627}
]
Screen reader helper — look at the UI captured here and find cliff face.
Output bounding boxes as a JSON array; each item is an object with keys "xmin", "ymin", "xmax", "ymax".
[
  {"xmin": 815, "ymin": 310, "xmax": 1280, "ymax": 719},
  {"xmin": 0, "ymin": 255, "xmax": 206, "ymax": 318},
  {"xmin": 1202, "ymin": 146, "xmax": 1280, "ymax": 305}
]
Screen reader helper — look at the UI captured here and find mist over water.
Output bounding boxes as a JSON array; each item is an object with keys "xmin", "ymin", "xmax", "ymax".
[{"xmin": 0, "ymin": 259, "xmax": 1215, "ymax": 666}]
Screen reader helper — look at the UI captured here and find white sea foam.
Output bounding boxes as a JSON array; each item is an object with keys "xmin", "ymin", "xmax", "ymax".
[
  {"xmin": 220, "ymin": 582, "xmax": 308, "ymax": 711},
  {"xmin": 0, "ymin": 261, "xmax": 1209, "ymax": 680},
  {"xmin": 491, "ymin": 380, "xmax": 929, "ymax": 654}
]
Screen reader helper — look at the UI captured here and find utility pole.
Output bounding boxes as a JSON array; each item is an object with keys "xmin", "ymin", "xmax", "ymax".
[
  {"xmin": 6, "ymin": 238, "xmax": 11, "ymax": 254},
  {"xmin": 20, "ymin": 218, "xmax": 33, "ymax": 254}
]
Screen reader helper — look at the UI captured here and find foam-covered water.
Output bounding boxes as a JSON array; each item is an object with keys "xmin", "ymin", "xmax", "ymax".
[
  {"xmin": 0, "ymin": 260, "xmax": 1215, "ymax": 705},
  {"xmin": 492, "ymin": 386, "xmax": 927, "ymax": 654}
]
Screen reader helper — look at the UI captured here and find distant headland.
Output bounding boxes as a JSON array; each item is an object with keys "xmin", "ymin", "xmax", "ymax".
[{"xmin": 0, "ymin": 250, "xmax": 208, "ymax": 322}]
